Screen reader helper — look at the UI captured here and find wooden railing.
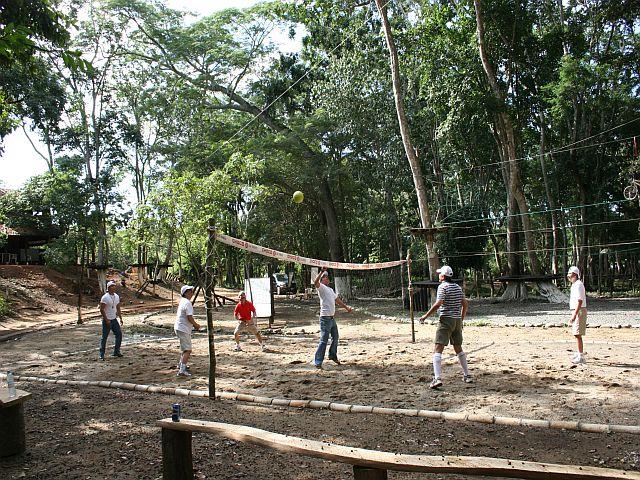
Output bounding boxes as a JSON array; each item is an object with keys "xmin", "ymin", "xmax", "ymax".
[{"xmin": 158, "ymin": 418, "xmax": 640, "ymax": 480}]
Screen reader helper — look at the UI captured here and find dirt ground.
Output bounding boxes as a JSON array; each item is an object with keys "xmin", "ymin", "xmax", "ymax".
[
  {"xmin": 0, "ymin": 265, "xmax": 177, "ymax": 338},
  {"xmin": 1, "ymin": 295, "xmax": 639, "ymax": 479}
]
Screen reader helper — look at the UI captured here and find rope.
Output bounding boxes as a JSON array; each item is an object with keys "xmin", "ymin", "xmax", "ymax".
[{"xmin": 5, "ymin": 373, "xmax": 639, "ymax": 435}]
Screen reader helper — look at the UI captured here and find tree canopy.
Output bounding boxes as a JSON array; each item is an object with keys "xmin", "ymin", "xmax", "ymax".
[{"xmin": 1, "ymin": 0, "xmax": 639, "ymax": 294}]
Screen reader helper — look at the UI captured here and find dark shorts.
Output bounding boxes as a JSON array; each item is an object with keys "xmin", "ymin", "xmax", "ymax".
[{"xmin": 435, "ymin": 316, "xmax": 463, "ymax": 346}]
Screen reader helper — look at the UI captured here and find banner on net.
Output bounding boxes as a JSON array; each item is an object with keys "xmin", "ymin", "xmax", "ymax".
[{"xmin": 215, "ymin": 233, "xmax": 405, "ymax": 270}]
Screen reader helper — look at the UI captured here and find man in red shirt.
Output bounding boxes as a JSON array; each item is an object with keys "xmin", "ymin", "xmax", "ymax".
[{"xmin": 233, "ymin": 291, "xmax": 265, "ymax": 352}]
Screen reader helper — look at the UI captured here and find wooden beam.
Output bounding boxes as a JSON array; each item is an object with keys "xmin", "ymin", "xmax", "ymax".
[{"xmin": 157, "ymin": 419, "xmax": 640, "ymax": 480}]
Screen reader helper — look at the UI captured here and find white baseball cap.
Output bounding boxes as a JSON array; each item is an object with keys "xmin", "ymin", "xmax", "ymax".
[
  {"xmin": 106, "ymin": 280, "xmax": 117, "ymax": 288},
  {"xmin": 180, "ymin": 285, "xmax": 194, "ymax": 296},
  {"xmin": 436, "ymin": 265, "xmax": 454, "ymax": 277},
  {"xmin": 567, "ymin": 266, "xmax": 580, "ymax": 278}
]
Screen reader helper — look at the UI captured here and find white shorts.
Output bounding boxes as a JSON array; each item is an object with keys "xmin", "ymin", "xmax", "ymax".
[
  {"xmin": 175, "ymin": 330, "xmax": 192, "ymax": 351},
  {"xmin": 571, "ymin": 308, "xmax": 587, "ymax": 336},
  {"xmin": 234, "ymin": 319, "xmax": 259, "ymax": 335}
]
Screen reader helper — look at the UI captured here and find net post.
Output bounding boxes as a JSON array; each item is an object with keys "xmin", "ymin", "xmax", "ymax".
[
  {"xmin": 205, "ymin": 219, "xmax": 217, "ymax": 400},
  {"xmin": 406, "ymin": 249, "xmax": 415, "ymax": 343}
]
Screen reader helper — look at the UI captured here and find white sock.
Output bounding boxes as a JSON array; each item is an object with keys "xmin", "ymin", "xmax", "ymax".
[
  {"xmin": 433, "ymin": 353, "xmax": 442, "ymax": 379},
  {"xmin": 457, "ymin": 352, "xmax": 470, "ymax": 376}
]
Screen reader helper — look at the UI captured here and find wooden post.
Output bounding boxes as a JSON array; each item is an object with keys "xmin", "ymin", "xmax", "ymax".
[
  {"xmin": 205, "ymin": 219, "xmax": 216, "ymax": 400},
  {"xmin": 353, "ymin": 465, "xmax": 388, "ymax": 480},
  {"xmin": 267, "ymin": 263, "xmax": 275, "ymax": 328},
  {"xmin": 406, "ymin": 250, "xmax": 415, "ymax": 343},
  {"xmin": 0, "ymin": 388, "xmax": 31, "ymax": 457},
  {"xmin": 161, "ymin": 427, "xmax": 193, "ymax": 480}
]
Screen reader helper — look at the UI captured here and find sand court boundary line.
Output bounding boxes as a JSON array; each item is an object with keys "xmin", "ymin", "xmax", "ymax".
[{"xmin": 3, "ymin": 373, "xmax": 639, "ymax": 436}]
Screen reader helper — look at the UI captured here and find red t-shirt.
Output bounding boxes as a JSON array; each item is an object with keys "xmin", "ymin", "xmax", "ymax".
[{"xmin": 234, "ymin": 300, "xmax": 256, "ymax": 321}]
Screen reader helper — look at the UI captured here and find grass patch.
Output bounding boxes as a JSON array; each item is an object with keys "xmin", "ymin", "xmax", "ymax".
[
  {"xmin": 0, "ymin": 294, "xmax": 9, "ymax": 318},
  {"xmin": 466, "ymin": 319, "xmax": 491, "ymax": 327},
  {"xmin": 126, "ymin": 323, "xmax": 172, "ymax": 335}
]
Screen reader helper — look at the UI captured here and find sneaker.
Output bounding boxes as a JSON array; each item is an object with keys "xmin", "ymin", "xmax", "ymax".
[
  {"xmin": 329, "ymin": 357, "xmax": 341, "ymax": 365},
  {"xmin": 463, "ymin": 375, "xmax": 474, "ymax": 384},
  {"xmin": 315, "ymin": 363, "xmax": 323, "ymax": 369},
  {"xmin": 98, "ymin": 355, "xmax": 105, "ymax": 361},
  {"xmin": 429, "ymin": 378, "xmax": 443, "ymax": 389},
  {"xmin": 571, "ymin": 354, "xmax": 585, "ymax": 364},
  {"xmin": 261, "ymin": 344, "xmax": 267, "ymax": 351},
  {"xmin": 177, "ymin": 370, "xmax": 192, "ymax": 377},
  {"xmin": 234, "ymin": 344, "xmax": 242, "ymax": 352},
  {"xmin": 111, "ymin": 352, "xmax": 123, "ymax": 358}
]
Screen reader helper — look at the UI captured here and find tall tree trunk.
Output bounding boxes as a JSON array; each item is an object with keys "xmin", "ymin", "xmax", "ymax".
[
  {"xmin": 384, "ymin": 186, "xmax": 400, "ymax": 261},
  {"xmin": 374, "ymin": 0, "xmax": 439, "ymax": 278},
  {"xmin": 318, "ymin": 178, "xmax": 345, "ymax": 262},
  {"xmin": 474, "ymin": 0, "xmax": 540, "ymax": 276},
  {"xmin": 538, "ymin": 112, "xmax": 560, "ymax": 275}
]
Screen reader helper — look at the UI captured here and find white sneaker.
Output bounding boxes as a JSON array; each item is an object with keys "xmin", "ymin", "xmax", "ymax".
[
  {"xmin": 234, "ymin": 344, "xmax": 242, "ymax": 352},
  {"xmin": 260, "ymin": 344, "xmax": 267, "ymax": 351},
  {"xmin": 571, "ymin": 353, "xmax": 585, "ymax": 364},
  {"xmin": 177, "ymin": 369, "xmax": 191, "ymax": 377}
]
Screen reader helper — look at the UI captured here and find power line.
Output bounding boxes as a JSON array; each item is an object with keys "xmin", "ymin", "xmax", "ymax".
[
  {"xmin": 451, "ymin": 217, "xmax": 640, "ymax": 241},
  {"xmin": 437, "ymin": 119, "xmax": 640, "ymax": 176},
  {"xmin": 461, "ymin": 134, "xmax": 639, "ymax": 174},
  {"xmin": 439, "ymin": 199, "xmax": 630, "ymax": 227},
  {"xmin": 438, "ymin": 240, "xmax": 640, "ymax": 260}
]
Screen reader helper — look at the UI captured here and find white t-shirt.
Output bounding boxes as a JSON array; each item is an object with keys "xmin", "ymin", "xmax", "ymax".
[
  {"xmin": 100, "ymin": 293, "xmax": 120, "ymax": 320},
  {"xmin": 175, "ymin": 297, "xmax": 195, "ymax": 333},
  {"xmin": 569, "ymin": 280, "xmax": 587, "ymax": 310},
  {"xmin": 317, "ymin": 283, "xmax": 338, "ymax": 317}
]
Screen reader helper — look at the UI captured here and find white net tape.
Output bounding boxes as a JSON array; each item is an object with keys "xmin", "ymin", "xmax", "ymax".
[{"xmin": 214, "ymin": 232, "xmax": 405, "ymax": 271}]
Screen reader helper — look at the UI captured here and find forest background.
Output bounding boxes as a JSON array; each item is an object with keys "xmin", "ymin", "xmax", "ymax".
[{"xmin": 0, "ymin": 0, "xmax": 638, "ymax": 299}]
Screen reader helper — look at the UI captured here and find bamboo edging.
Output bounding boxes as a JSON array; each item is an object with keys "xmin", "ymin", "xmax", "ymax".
[{"xmin": 4, "ymin": 373, "xmax": 640, "ymax": 435}]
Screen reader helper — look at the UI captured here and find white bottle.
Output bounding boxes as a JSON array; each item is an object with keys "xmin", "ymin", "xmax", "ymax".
[{"xmin": 7, "ymin": 371, "xmax": 16, "ymax": 398}]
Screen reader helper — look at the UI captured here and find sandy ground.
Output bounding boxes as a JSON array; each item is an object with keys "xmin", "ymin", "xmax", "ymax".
[{"xmin": 1, "ymin": 297, "xmax": 639, "ymax": 479}]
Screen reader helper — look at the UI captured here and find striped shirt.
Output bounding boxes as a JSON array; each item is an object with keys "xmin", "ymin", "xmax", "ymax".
[{"xmin": 436, "ymin": 281, "xmax": 464, "ymax": 317}]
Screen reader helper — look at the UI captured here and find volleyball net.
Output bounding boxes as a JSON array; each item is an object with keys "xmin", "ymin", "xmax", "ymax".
[{"xmin": 214, "ymin": 233, "xmax": 408, "ymax": 320}]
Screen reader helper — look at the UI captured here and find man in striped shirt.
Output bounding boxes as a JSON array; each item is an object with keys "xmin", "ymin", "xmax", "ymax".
[{"xmin": 419, "ymin": 265, "xmax": 472, "ymax": 389}]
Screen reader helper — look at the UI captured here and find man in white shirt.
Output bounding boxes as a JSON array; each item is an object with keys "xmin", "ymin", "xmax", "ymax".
[
  {"xmin": 313, "ymin": 267, "xmax": 352, "ymax": 369},
  {"xmin": 567, "ymin": 266, "xmax": 587, "ymax": 364},
  {"xmin": 99, "ymin": 280, "xmax": 124, "ymax": 360},
  {"xmin": 174, "ymin": 285, "xmax": 201, "ymax": 376}
]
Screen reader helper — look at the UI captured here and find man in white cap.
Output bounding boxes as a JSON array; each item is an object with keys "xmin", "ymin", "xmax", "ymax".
[
  {"xmin": 174, "ymin": 285, "xmax": 201, "ymax": 376},
  {"xmin": 418, "ymin": 265, "xmax": 471, "ymax": 389},
  {"xmin": 99, "ymin": 280, "xmax": 124, "ymax": 360},
  {"xmin": 313, "ymin": 267, "xmax": 352, "ymax": 368},
  {"xmin": 567, "ymin": 266, "xmax": 587, "ymax": 364}
]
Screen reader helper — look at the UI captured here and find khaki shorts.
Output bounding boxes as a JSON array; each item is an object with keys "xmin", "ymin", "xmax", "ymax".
[
  {"xmin": 571, "ymin": 308, "xmax": 587, "ymax": 336},
  {"xmin": 175, "ymin": 330, "xmax": 192, "ymax": 352},
  {"xmin": 435, "ymin": 316, "xmax": 463, "ymax": 346},
  {"xmin": 234, "ymin": 319, "xmax": 258, "ymax": 335}
]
